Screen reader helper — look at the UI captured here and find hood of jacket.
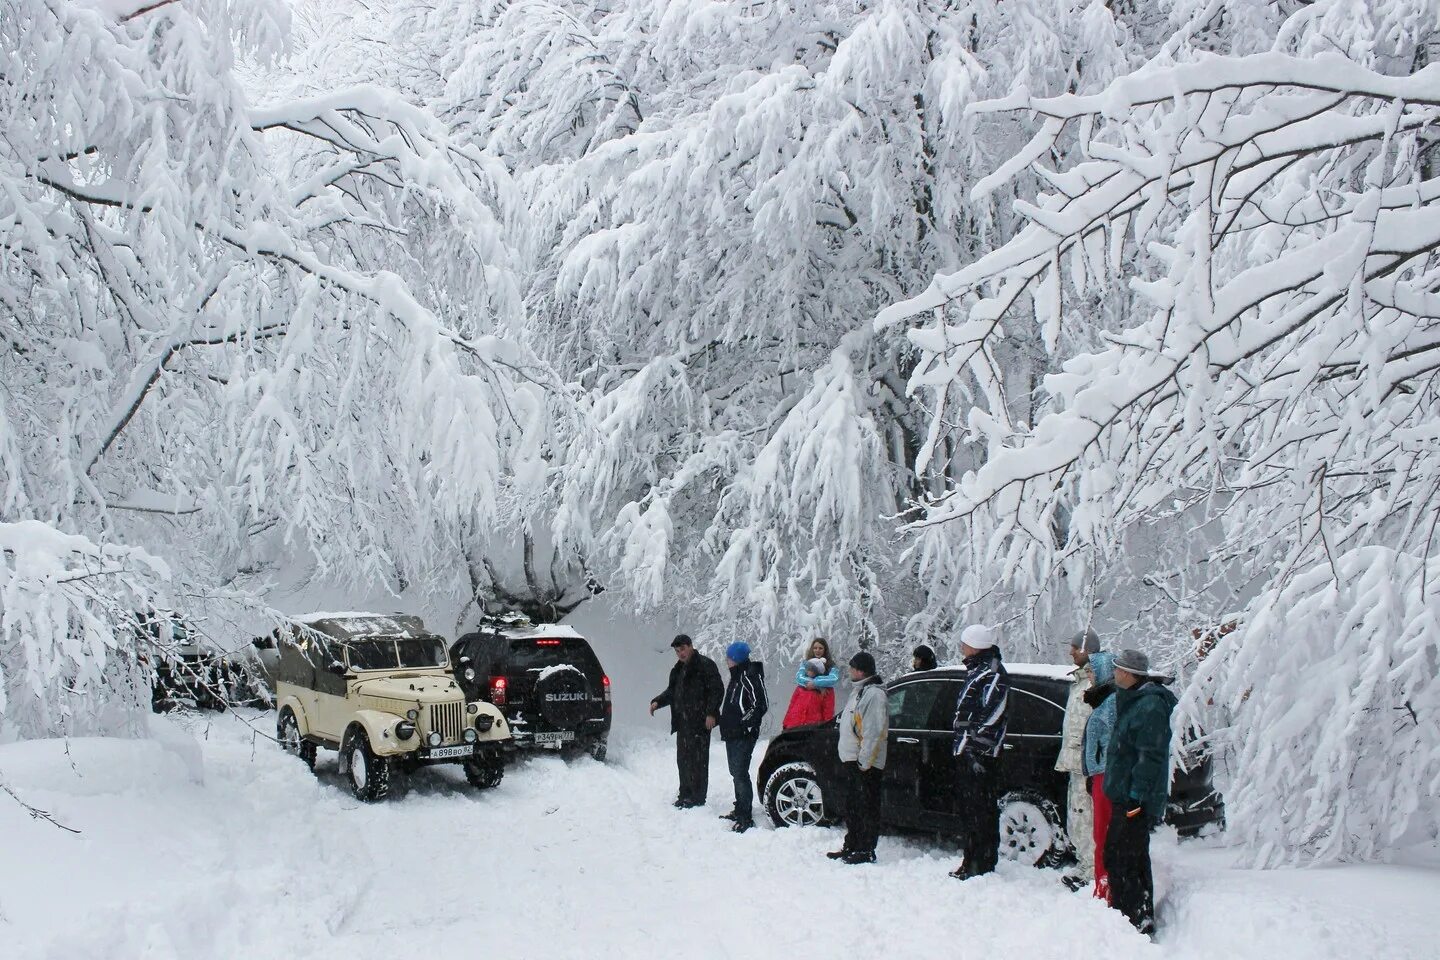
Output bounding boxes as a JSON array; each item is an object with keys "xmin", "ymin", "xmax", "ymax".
[
  {"xmin": 1117, "ymin": 677, "xmax": 1177, "ymax": 712},
  {"xmin": 1089, "ymin": 651, "xmax": 1116, "ymax": 687}
]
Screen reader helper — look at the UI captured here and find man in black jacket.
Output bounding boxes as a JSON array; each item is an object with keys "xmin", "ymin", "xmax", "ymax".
[
  {"xmin": 950, "ymin": 623, "xmax": 1010, "ymax": 879},
  {"xmin": 650, "ymin": 634, "xmax": 723, "ymax": 808},
  {"xmin": 718, "ymin": 641, "xmax": 768, "ymax": 832}
]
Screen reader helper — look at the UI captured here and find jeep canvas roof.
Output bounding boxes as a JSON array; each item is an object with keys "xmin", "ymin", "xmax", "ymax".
[{"xmin": 291, "ymin": 612, "xmax": 429, "ymax": 640}]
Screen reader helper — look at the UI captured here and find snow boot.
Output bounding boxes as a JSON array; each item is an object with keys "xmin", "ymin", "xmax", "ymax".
[
  {"xmin": 732, "ymin": 819, "xmax": 754, "ymax": 834},
  {"xmin": 842, "ymin": 850, "xmax": 876, "ymax": 865},
  {"xmin": 825, "ymin": 848, "xmax": 851, "ymax": 860}
]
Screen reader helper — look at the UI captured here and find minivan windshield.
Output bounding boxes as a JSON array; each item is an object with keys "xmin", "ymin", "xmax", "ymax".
[{"xmin": 345, "ymin": 636, "xmax": 448, "ymax": 671}]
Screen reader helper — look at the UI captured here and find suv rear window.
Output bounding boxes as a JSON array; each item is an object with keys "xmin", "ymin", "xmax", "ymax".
[{"xmin": 505, "ymin": 639, "xmax": 603, "ymax": 682}]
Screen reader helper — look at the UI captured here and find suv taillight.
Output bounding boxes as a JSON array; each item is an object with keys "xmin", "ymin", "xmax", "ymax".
[
  {"xmin": 489, "ymin": 676, "xmax": 507, "ymax": 706},
  {"xmin": 602, "ymin": 674, "xmax": 612, "ymax": 702}
]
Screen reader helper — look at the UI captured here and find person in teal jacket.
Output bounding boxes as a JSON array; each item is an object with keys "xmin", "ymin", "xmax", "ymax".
[
  {"xmin": 781, "ymin": 638, "xmax": 840, "ymax": 728},
  {"xmin": 1102, "ymin": 649, "xmax": 1176, "ymax": 937}
]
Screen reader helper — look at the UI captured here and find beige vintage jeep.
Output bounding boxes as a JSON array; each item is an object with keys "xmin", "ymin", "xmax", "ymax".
[{"xmin": 271, "ymin": 613, "xmax": 511, "ymax": 800}]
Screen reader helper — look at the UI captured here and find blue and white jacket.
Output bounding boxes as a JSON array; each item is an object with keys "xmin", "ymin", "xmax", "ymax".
[
  {"xmin": 719, "ymin": 661, "xmax": 768, "ymax": 741},
  {"xmin": 952, "ymin": 649, "xmax": 1009, "ymax": 760}
]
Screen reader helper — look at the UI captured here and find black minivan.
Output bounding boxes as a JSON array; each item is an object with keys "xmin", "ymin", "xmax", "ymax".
[
  {"xmin": 450, "ymin": 617, "xmax": 612, "ymax": 760},
  {"xmin": 756, "ymin": 663, "xmax": 1224, "ymax": 866}
]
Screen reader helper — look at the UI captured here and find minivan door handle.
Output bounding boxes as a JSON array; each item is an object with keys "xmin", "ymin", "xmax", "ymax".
[{"xmin": 895, "ymin": 736, "xmax": 920, "ymax": 744}]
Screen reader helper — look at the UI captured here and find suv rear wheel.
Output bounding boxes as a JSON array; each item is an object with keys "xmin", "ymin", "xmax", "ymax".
[
  {"xmin": 342, "ymin": 726, "xmax": 391, "ymax": 802},
  {"xmin": 463, "ymin": 757, "xmax": 504, "ymax": 789},
  {"xmin": 763, "ymin": 761, "xmax": 829, "ymax": 828},
  {"xmin": 998, "ymin": 789, "xmax": 1068, "ymax": 867},
  {"xmin": 277, "ymin": 707, "xmax": 316, "ymax": 771}
]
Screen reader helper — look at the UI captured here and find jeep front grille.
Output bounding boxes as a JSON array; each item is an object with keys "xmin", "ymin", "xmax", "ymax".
[{"xmin": 428, "ymin": 701, "xmax": 465, "ymax": 744}]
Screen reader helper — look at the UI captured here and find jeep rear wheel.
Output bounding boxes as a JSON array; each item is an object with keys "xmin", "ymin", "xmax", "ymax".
[
  {"xmin": 277, "ymin": 708, "xmax": 316, "ymax": 771},
  {"xmin": 464, "ymin": 757, "xmax": 504, "ymax": 789},
  {"xmin": 342, "ymin": 727, "xmax": 390, "ymax": 802}
]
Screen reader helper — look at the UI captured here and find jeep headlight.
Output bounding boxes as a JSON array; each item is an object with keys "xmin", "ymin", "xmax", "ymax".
[
  {"xmin": 466, "ymin": 702, "xmax": 478, "ymax": 714},
  {"xmin": 427, "ymin": 731, "xmax": 443, "ymax": 747},
  {"xmin": 395, "ymin": 720, "xmax": 416, "ymax": 740},
  {"xmin": 463, "ymin": 728, "xmax": 478, "ymax": 744},
  {"xmin": 406, "ymin": 708, "xmax": 419, "ymax": 720},
  {"xmin": 476, "ymin": 714, "xmax": 495, "ymax": 733}
]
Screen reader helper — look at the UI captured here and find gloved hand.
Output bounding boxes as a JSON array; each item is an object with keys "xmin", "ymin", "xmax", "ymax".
[{"xmin": 968, "ymin": 757, "xmax": 987, "ymax": 777}]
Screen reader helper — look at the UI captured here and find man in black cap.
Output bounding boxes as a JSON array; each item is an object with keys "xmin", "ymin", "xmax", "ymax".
[
  {"xmin": 829, "ymin": 651, "xmax": 888, "ymax": 864},
  {"xmin": 1103, "ymin": 649, "xmax": 1175, "ymax": 936},
  {"xmin": 651, "ymin": 634, "xmax": 723, "ymax": 808}
]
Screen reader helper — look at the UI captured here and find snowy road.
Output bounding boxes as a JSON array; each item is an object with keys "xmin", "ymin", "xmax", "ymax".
[{"xmin": 2, "ymin": 711, "xmax": 1435, "ymax": 960}]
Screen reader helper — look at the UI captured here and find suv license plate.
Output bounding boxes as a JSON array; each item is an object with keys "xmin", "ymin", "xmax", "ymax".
[
  {"xmin": 533, "ymin": 731, "xmax": 575, "ymax": 744},
  {"xmin": 428, "ymin": 745, "xmax": 473, "ymax": 759}
]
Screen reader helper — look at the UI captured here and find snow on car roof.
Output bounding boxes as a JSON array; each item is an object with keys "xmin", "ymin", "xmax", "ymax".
[
  {"xmin": 910, "ymin": 661, "xmax": 1075, "ymax": 681},
  {"xmin": 498, "ymin": 623, "xmax": 585, "ymax": 640}
]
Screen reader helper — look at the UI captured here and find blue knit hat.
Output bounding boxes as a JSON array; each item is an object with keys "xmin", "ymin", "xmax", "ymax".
[{"xmin": 725, "ymin": 641, "xmax": 751, "ymax": 663}]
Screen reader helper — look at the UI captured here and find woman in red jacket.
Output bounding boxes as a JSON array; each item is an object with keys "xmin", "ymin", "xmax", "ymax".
[{"xmin": 781, "ymin": 638, "xmax": 840, "ymax": 728}]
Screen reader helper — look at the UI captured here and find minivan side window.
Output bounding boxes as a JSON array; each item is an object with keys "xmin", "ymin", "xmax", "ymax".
[
  {"xmin": 1007, "ymin": 684, "xmax": 1066, "ymax": 738},
  {"xmin": 887, "ymin": 681, "xmax": 945, "ymax": 730}
]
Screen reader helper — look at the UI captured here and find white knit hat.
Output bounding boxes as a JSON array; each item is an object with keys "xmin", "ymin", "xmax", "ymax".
[{"xmin": 960, "ymin": 624, "xmax": 997, "ymax": 650}]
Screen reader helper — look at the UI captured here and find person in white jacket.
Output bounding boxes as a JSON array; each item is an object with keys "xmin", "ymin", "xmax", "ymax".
[
  {"xmin": 830, "ymin": 651, "xmax": 888, "ymax": 865},
  {"xmin": 1056, "ymin": 627, "xmax": 1101, "ymax": 885}
]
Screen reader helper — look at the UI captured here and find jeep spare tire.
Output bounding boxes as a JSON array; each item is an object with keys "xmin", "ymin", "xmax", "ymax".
[{"xmin": 533, "ymin": 664, "xmax": 590, "ymax": 728}]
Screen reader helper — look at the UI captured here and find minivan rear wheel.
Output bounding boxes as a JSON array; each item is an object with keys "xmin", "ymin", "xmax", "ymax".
[{"xmin": 997, "ymin": 789, "xmax": 1067, "ymax": 867}]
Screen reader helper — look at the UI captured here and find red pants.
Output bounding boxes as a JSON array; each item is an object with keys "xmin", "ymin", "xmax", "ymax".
[{"xmin": 1091, "ymin": 774, "xmax": 1112, "ymax": 901}]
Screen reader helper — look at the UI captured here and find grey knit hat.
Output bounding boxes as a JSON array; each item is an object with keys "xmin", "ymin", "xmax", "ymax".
[
  {"xmin": 1067, "ymin": 628, "xmax": 1100, "ymax": 653},
  {"xmin": 1113, "ymin": 648, "xmax": 1156, "ymax": 676}
]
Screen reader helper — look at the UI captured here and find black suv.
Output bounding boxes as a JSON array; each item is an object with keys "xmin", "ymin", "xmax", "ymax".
[
  {"xmin": 757, "ymin": 664, "xmax": 1224, "ymax": 866},
  {"xmin": 450, "ymin": 617, "xmax": 611, "ymax": 760}
]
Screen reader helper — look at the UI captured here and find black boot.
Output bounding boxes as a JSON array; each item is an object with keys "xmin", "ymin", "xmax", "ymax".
[
  {"xmin": 825, "ymin": 848, "xmax": 851, "ymax": 860},
  {"xmin": 842, "ymin": 850, "xmax": 876, "ymax": 865}
]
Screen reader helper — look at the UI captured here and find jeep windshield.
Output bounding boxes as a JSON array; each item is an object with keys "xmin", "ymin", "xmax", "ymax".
[{"xmin": 345, "ymin": 636, "xmax": 448, "ymax": 671}]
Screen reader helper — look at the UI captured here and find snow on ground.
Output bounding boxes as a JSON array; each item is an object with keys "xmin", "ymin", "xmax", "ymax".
[{"xmin": 2, "ymin": 712, "xmax": 1436, "ymax": 960}]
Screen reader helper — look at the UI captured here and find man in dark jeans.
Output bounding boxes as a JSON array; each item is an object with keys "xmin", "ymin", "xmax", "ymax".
[
  {"xmin": 950, "ymin": 623, "xmax": 1010, "ymax": 879},
  {"xmin": 1103, "ymin": 648, "xmax": 1176, "ymax": 937},
  {"xmin": 651, "ymin": 634, "xmax": 723, "ymax": 807},
  {"xmin": 717, "ymin": 641, "xmax": 768, "ymax": 832},
  {"xmin": 829, "ymin": 651, "xmax": 888, "ymax": 864}
]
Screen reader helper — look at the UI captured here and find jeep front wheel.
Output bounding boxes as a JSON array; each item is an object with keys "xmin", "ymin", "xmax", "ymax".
[
  {"xmin": 341, "ymin": 726, "xmax": 391, "ymax": 802},
  {"xmin": 277, "ymin": 707, "xmax": 316, "ymax": 771},
  {"xmin": 464, "ymin": 757, "xmax": 504, "ymax": 790}
]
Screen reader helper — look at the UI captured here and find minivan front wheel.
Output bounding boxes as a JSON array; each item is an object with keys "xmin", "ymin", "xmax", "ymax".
[
  {"xmin": 763, "ymin": 761, "xmax": 829, "ymax": 828},
  {"xmin": 997, "ymin": 789, "xmax": 1067, "ymax": 867},
  {"xmin": 341, "ymin": 727, "xmax": 391, "ymax": 802}
]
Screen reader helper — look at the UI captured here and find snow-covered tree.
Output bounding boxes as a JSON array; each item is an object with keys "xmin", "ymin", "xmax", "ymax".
[
  {"xmin": 0, "ymin": 0, "xmax": 547, "ymax": 737},
  {"xmin": 301, "ymin": 0, "xmax": 1152, "ymax": 653},
  {"xmin": 883, "ymin": 3, "xmax": 1440, "ymax": 861}
]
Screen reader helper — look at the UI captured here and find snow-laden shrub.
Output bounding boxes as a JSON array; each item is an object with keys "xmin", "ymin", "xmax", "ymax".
[
  {"xmin": 882, "ymin": 4, "xmax": 1440, "ymax": 861},
  {"xmin": 1186, "ymin": 549, "xmax": 1440, "ymax": 865}
]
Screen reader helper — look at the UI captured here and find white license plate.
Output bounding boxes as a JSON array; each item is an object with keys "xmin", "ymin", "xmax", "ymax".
[
  {"xmin": 533, "ymin": 731, "xmax": 575, "ymax": 743},
  {"xmin": 427, "ymin": 745, "xmax": 473, "ymax": 759}
]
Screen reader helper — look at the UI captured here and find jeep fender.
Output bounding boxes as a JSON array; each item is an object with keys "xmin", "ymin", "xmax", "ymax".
[
  {"xmin": 346, "ymin": 710, "xmax": 414, "ymax": 758},
  {"xmin": 277, "ymin": 694, "xmax": 311, "ymax": 736},
  {"xmin": 472, "ymin": 702, "xmax": 513, "ymax": 745}
]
